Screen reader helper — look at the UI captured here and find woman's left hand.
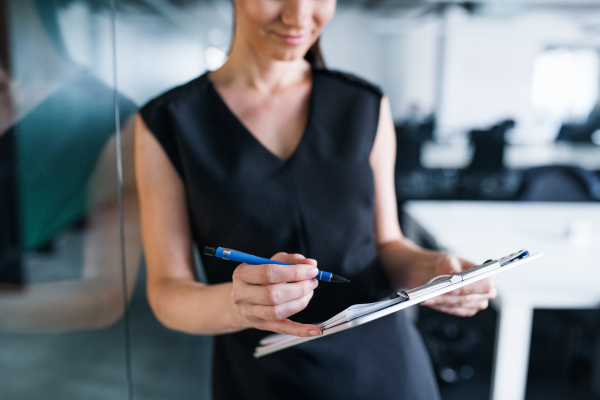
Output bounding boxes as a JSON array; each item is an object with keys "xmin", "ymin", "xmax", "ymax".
[{"xmin": 421, "ymin": 252, "xmax": 497, "ymax": 317}]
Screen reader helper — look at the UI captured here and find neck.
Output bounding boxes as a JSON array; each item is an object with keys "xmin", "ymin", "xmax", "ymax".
[{"xmin": 211, "ymin": 44, "xmax": 311, "ymax": 93}]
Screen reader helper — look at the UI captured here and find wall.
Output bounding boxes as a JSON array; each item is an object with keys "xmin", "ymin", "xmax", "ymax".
[{"xmin": 348, "ymin": 6, "xmax": 600, "ymax": 142}]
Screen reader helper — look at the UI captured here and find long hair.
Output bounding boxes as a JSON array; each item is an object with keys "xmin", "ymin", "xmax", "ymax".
[{"xmin": 305, "ymin": 37, "xmax": 325, "ymax": 68}]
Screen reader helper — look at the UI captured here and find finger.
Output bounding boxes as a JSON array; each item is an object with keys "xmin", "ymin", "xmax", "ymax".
[
  {"xmin": 458, "ymin": 278, "xmax": 497, "ymax": 296},
  {"xmin": 233, "ymin": 279, "xmax": 318, "ymax": 305},
  {"xmin": 449, "ymin": 281, "xmax": 497, "ymax": 298},
  {"xmin": 256, "ymin": 319, "xmax": 322, "ymax": 337},
  {"xmin": 427, "ymin": 302, "xmax": 489, "ymax": 317},
  {"xmin": 234, "ymin": 262, "xmax": 319, "ymax": 285},
  {"xmin": 271, "ymin": 252, "xmax": 318, "ymax": 267},
  {"xmin": 421, "ymin": 298, "xmax": 489, "ymax": 317},
  {"xmin": 436, "ymin": 252, "xmax": 462, "ymax": 274},
  {"xmin": 422, "ymin": 293, "xmax": 493, "ymax": 308},
  {"xmin": 243, "ymin": 291, "xmax": 314, "ymax": 321}
]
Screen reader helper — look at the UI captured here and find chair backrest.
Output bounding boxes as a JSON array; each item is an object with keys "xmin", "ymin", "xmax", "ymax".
[
  {"xmin": 555, "ymin": 123, "xmax": 593, "ymax": 143},
  {"xmin": 395, "ymin": 123, "xmax": 425, "ymax": 173},
  {"xmin": 516, "ymin": 165, "xmax": 600, "ymax": 202},
  {"xmin": 467, "ymin": 119, "xmax": 515, "ymax": 173}
]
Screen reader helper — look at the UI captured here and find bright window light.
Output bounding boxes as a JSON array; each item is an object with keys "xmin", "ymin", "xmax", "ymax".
[
  {"xmin": 205, "ymin": 47, "xmax": 227, "ymax": 71},
  {"xmin": 531, "ymin": 48, "xmax": 599, "ymax": 121}
]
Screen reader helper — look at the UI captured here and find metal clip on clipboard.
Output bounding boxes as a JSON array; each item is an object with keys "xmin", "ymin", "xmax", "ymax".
[
  {"xmin": 390, "ymin": 250, "xmax": 530, "ymax": 300},
  {"xmin": 388, "ymin": 250, "xmax": 531, "ymax": 301}
]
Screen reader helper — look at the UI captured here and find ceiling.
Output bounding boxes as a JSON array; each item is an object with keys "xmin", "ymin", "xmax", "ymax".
[
  {"xmin": 337, "ymin": 0, "xmax": 600, "ymax": 12},
  {"xmin": 164, "ymin": 0, "xmax": 600, "ymax": 11},
  {"xmin": 132, "ymin": 0, "xmax": 600, "ymax": 21}
]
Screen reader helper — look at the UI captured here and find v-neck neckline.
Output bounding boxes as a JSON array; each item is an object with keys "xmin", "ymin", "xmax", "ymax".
[{"xmin": 205, "ymin": 69, "xmax": 316, "ymax": 164}]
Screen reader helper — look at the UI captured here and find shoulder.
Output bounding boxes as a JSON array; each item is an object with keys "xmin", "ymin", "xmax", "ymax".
[
  {"xmin": 313, "ymin": 67, "xmax": 383, "ymax": 98},
  {"xmin": 141, "ymin": 73, "xmax": 211, "ymax": 115}
]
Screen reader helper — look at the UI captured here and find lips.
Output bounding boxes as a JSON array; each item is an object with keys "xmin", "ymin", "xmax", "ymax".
[{"xmin": 274, "ymin": 32, "xmax": 308, "ymax": 46}]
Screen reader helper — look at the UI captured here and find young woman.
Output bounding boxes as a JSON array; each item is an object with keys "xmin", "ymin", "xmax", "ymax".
[{"xmin": 135, "ymin": 0, "xmax": 496, "ymax": 398}]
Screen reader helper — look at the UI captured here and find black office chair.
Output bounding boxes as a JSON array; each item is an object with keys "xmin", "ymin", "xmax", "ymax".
[
  {"xmin": 395, "ymin": 122, "xmax": 427, "ymax": 174},
  {"xmin": 515, "ymin": 165, "xmax": 600, "ymax": 202},
  {"xmin": 461, "ymin": 120, "xmax": 522, "ymax": 200},
  {"xmin": 466, "ymin": 120, "xmax": 514, "ymax": 171},
  {"xmin": 395, "ymin": 121, "xmax": 433, "ymax": 202},
  {"xmin": 556, "ymin": 123, "xmax": 593, "ymax": 143},
  {"xmin": 467, "ymin": 129, "xmax": 505, "ymax": 173}
]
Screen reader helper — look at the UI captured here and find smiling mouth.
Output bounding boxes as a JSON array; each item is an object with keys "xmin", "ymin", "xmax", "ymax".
[{"xmin": 275, "ymin": 33, "xmax": 308, "ymax": 46}]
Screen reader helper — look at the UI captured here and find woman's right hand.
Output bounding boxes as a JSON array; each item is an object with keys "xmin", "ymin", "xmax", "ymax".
[{"xmin": 230, "ymin": 252, "xmax": 322, "ymax": 337}]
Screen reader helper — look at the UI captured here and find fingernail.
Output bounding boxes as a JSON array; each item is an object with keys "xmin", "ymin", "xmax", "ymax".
[
  {"xmin": 308, "ymin": 329, "xmax": 321, "ymax": 337},
  {"xmin": 310, "ymin": 279, "xmax": 319, "ymax": 289},
  {"xmin": 306, "ymin": 267, "xmax": 318, "ymax": 278}
]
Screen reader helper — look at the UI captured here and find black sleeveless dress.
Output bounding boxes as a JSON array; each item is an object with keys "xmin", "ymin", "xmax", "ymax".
[{"xmin": 140, "ymin": 68, "xmax": 440, "ymax": 400}]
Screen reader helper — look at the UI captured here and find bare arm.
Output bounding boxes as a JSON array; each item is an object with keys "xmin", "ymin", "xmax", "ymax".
[
  {"xmin": 0, "ymin": 119, "xmax": 141, "ymax": 332},
  {"xmin": 135, "ymin": 115, "xmax": 321, "ymax": 337},
  {"xmin": 370, "ymin": 97, "xmax": 496, "ymax": 317}
]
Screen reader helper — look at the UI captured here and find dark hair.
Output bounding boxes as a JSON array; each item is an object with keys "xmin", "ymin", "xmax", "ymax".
[{"xmin": 305, "ymin": 38, "xmax": 325, "ymax": 68}]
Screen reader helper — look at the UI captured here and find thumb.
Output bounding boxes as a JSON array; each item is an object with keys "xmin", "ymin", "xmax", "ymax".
[{"xmin": 436, "ymin": 252, "xmax": 462, "ymax": 274}]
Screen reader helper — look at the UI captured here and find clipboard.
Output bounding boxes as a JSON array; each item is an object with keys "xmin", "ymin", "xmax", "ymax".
[{"xmin": 254, "ymin": 249, "xmax": 543, "ymax": 358}]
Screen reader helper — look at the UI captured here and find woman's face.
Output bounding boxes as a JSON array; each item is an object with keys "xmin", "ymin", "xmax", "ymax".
[{"xmin": 233, "ymin": 0, "xmax": 336, "ymax": 62}]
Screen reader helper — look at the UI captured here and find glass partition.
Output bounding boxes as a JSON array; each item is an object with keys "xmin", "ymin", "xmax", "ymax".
[
  {"xmin": 112, "ymin": 1, "xmax": 224, "ymax": 398},
  {"xmin": 0, "ymin": 0, "xmax": 136, "ymax": 398},
  {"xmin": 0, "ymin": 0, "xmax": 215, "ymax": 398}
]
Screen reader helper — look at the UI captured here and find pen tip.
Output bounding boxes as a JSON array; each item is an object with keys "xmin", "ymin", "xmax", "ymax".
[
  {"xmin": 204, "ymin": 246, "xmax": 216, "ymax": 256},
  {"xmin": 330, "ymin": 274, "xmax": 350, "ymax": 283}
]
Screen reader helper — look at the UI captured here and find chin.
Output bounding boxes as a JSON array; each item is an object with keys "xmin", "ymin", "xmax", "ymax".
[{"xmin": 270, "ymin": 47, "xmax": 311, "ymax": 63}]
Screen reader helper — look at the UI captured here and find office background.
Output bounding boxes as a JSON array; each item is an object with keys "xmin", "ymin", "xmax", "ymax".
[{"xmin": 1, "ymin": 0, "xmax": 599, "ymax": 399}]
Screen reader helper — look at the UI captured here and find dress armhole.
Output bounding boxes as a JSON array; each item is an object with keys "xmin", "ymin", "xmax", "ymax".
[{"xmin": 139, "ymin": 100, "xmax": 185, "ymax": 180}]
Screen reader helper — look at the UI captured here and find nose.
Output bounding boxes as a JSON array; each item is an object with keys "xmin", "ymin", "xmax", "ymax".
[{"xmin": 281, "ymin": 0, "xmax": 312, "ymax": 28}]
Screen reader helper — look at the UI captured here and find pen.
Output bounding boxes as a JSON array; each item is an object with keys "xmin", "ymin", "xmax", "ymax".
[{"xmin": 203, "ymin": 246, "xmax": 350, "ymax": 283}]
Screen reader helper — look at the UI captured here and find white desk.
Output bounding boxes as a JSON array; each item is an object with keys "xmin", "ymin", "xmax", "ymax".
[
  {"xmin": 402, "ymin": 201, "xmax": 600, "ymax": 400},
  {"xmin": 420, "ymin": 142, "xmax": 600, "ymax": 170}
]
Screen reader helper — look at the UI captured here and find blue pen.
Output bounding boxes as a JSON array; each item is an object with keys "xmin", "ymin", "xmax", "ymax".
[{"xmin": 203, "ymin": 246, "xmax": 350, "ymax": 283}]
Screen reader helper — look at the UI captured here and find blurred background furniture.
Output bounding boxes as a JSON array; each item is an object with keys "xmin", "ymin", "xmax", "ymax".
[
  {"xmin": 515, "ymin": 164, "xmax": 600, "ymax": 400},
  {"xmin": 460, "ymin": 119, "xmax": 523, "ymax": 200},
  {"xmin": 394, "ymin": 115, "xmax": 446, "ymax": 201},
  {"xmin": 516, "ymin": 165, "xmax": 600, "ymax": 202},
  {"xmin": 466, "ymin": 119, "xmax": 514, "ymax": 173},
  {"xmin": 403, "ymin": 201, "xmax": 600, "ymax": 400}
]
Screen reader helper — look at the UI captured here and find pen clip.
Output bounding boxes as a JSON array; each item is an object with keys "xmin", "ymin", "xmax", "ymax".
[{"xmin": 498, "ymin": 249, "xmax": 529, "ymax": 266}]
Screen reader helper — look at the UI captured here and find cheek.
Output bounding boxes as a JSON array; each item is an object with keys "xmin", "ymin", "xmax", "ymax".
[
  {"xmin": 236, "ymin": 0, "xmax": 281, "ymax": 28},
  {"xmin": 313, "ymin": 2, "xmax": 336, "ymax": 33}
]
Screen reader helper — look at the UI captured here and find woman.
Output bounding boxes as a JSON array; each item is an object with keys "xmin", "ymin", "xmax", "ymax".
[{"xmin": 135, "ymin": 0, "xmax": 496, "ymax": 398}]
